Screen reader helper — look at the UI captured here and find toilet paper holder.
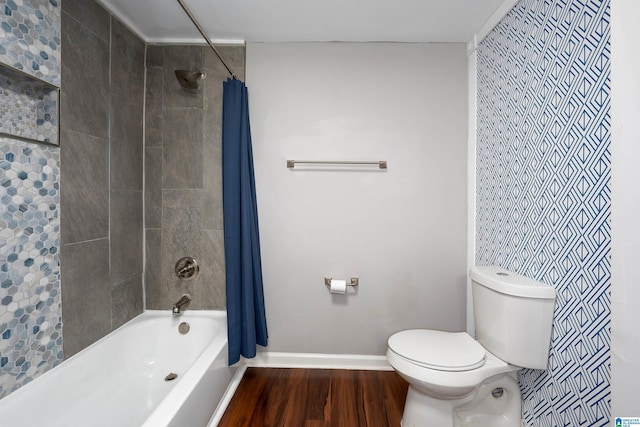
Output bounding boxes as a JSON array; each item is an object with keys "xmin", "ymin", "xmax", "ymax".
[{"xmin": 324, "ymin": 277, "xmax": 359, "ymax": 287}]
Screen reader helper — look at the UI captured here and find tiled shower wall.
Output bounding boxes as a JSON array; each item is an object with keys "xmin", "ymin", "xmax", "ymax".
[
  {"xmin": 59, "ymin": 0, "xmax": 144, "ymax": 357},
  {"xmin": 2, "ymin": 0, "xmax": 335, "ymax": 400},
  {"xmin": 476, "ymin": 0, "xmax": 610, "ymax": 425},
  {"xmin": 144, "ymin": 45, "xmax": 244, "ymax": 310},
  {"xmin": 2, "ymin": 0, "xmax": 237, "ymax": 398},
  {"xmin": 0, "ymin": 0, "xmax": 62, "ymax": 398},
  {"xmin": 2, "ymin": 0, "xmax": 146, "ymax": 399}
]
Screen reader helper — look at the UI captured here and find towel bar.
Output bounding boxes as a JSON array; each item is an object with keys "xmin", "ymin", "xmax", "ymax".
[{"xmin": 287, "ymin": 160, "xmax": 387, "ymax": 169}]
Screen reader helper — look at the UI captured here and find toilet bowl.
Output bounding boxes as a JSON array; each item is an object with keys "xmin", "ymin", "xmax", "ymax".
[
  {"xmin": 387, "ymin": 266, "xmax": 556, "ymax": 427},
  {"xmin": 387, "ymin": 330, "xmax": 521, "ymax": 427}
]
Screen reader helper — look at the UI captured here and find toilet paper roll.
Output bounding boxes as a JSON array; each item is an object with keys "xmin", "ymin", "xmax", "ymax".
[{"xmin": 329, "ymin": 279, "xmax": 347, "ymax": 294}]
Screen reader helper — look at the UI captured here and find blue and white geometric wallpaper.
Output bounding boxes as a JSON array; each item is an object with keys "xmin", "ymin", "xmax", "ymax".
[{"xmin": 476, "ymin": 0, "xmax": 610, "ymax": 425}]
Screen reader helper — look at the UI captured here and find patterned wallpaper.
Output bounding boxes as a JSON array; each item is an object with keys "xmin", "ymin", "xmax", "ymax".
[
  {"xmin": 476, "ymin": 0, "xmax": 610, "ymax": 425},
  {"xmin": 0, "ymin": 0, "xmax": 61, "ymax": 398}
]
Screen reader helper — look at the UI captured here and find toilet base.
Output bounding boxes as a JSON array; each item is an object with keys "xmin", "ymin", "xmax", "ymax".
[
  {"xmin": 401, "ymin": 386, "xmax": 469, "ymax": 427},
  {"xmin": 400, "ymin": 374, "xmax": 522, "ymax": 427}
]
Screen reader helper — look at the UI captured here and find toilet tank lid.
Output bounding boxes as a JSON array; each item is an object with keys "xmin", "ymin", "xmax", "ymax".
[{"xmin": 470, "ymin": 266, "xmax": 556, "ymax": 299}]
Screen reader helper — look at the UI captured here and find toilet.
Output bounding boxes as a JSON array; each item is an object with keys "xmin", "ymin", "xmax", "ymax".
[{"xmin": 387, "ymin": 266, "xmax": 556, "ymax": 427}]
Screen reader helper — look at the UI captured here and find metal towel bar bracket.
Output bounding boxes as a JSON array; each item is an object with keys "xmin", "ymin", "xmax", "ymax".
[
  {"xmin": 287, "ymin": 160, "xmax": 387, "ymax": 169},
  {"xmin": 324, "ymin": 277, "xmax": 359, "ymax": 287}
]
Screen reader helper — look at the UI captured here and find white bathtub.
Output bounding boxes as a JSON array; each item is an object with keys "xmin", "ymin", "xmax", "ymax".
[{"xmin": 0, "ymin": 310, "xmax": 237, "ymax": 427}]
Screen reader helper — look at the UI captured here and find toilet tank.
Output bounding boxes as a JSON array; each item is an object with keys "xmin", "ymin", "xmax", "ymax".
[{"xmin": 471, "ymin": 266, "xmax": 556, "ymax": 370}]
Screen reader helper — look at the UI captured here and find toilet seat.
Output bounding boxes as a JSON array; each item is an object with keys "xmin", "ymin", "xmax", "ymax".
[{"xmin": 388, "ymin": 330, "xmax": 485, "ymax": 372}]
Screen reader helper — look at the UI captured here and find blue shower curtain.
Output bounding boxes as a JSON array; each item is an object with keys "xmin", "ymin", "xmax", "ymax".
[{"xmin": 222, "ymin": 78, "xmax": 268, "ymax": 365}]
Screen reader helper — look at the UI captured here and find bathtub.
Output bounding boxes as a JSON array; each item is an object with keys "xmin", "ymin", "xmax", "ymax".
[{"xmin": 0, "ymin": 310, "xmax": 237, "ymax": 427}]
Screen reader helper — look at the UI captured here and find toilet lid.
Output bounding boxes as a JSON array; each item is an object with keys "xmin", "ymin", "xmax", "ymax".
[{"xmin": 388, "ymin": 330, "xmax": 485, "ymax": 371}]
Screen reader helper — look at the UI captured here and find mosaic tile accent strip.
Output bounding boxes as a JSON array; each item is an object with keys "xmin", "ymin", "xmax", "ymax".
[
  {"xmin": 0, "ymin": 64, "xmax": 58, "ymax": 144},
  {"xmin": 0, "ymin": 135, "xmax": 62, "ymax": 398},
  {"xmin": 476, "ymin": 0, "xmax": 610, "ymax": 425},
  {"xmin": 0, "ymin": 0, "xmax": 61, "ymax": 86}
]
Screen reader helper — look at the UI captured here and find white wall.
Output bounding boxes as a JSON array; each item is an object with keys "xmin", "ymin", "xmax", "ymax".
[
  {"xmin": 611, "ymin": 0, "xmax": 640, "ymax": 417},
  {"xmin": 246, "ymin": 42, "xmax": 468, "ymax": 355}
]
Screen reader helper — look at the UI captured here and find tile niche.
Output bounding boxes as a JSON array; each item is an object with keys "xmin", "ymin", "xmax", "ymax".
[{"xmin": 0, "ymin": 64, "xmax": 59, "ymax": 146}]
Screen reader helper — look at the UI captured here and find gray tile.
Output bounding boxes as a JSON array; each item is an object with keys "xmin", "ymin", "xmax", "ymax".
[
  {"xmin": 198, "ymin": 229, "xmax": 226, "ymax": 309},
  {"xmin": 160, "ymin": 190, "xmax": 203, "ymax": 309},
  {"xmin": 110, "ymin": 18, "xmax": 145, "ymax": 103},
  {"xmin": 145, "ymin": 67, "xmax": 163, "ymax": 148},
  {"xmin": 162, "ymin": 189, "xmax": 204, "ymax": 253},
  {"xmin": 61, "ymin": 239, "xmax": 111, "ymax": 357},
  {"xmin": 110, "ymin": 19, "xmax": 144, "ymax": 193},
  {"xmin": 203, "ymin": 54, "xmax": 223, "ymax": 153},
  {"xmin": 202, "ymin": 48, "xmax": 239, "ymax": 156},
  {"xmin": 204, "ymin": 45, "xmax": 246, "ymax": 80},
  {"xmin": 145, "ymin": 147, "xmax": 162, "ymax": 229},
  {"xmin": 144, "ymin": 229, "xmax": 163, "ymax": 309},
  {"xmin": 110, "ymin": 95, "xmax": 143, "ymax": 191},
  {"xmin": 146, "ymin": 45, "xmax": 163, "ymax": 67},
  {"xmin": 110, "ymin": 190, "xmax": 143, "ymax": 283},
  {"xmin": 111, "ymin": 275, "xmax": 143, "ymax": 330},
  {"xmin": 162, "ymin": 108, "xmax": 203, "ymax": 189},
  {"xmin": 143, "ymin": 43, "xmax": 242, "ymax": 311},
  {"xmin": 60, "ymin": 128, "xmax": 109, "ymax": 244},
  {"xmin": 62, "ymin": 0, "xmax": 110, "ymax": 43},
  {"xmin": 61, "ymin": 11, "xmax": 110, "ymax": 140},
  {"xmin": 203, "ymin": 190, "xmax": 223, "ymax": 231},
  {"xmin": 163, "ymin": 45, "xmax": 205, "ymax": 109},
  {"xmin": 202, "ymin": 64, "xmax": 229, "ymax": 107},
  {"xmin": 203, "ymin": 67, "xmax": 223, "ymax": 230},
  {"xmin": 203, "ymin": 90, "xmax": 222, "ymax": 153}
]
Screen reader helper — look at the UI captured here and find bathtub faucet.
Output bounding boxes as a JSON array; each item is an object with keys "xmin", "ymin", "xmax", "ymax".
[{"xmin": 172, "ymin": 294, "xmax": 192, "ymax": 315}]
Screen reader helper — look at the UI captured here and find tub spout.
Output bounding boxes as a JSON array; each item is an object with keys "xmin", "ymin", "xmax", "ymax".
[{"xmin": 172, "ymin": 294, "xmax": 192, "ymax": 315}]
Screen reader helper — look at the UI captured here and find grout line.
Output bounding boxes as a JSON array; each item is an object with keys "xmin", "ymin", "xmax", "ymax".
[
  {"xmin": 62, "ymin": 236, "xmax": 109, "ymax": 247},
  {"xmin": 107, "ymin": 15, "xmax": 113, "ymax": 330},
  {"xmin": 61, "ymin": 9, "xmax": 109, "ymax": 44},
  {"xmin": 141, "ymin": 43, "xmax": 148, "ymax": 311}
]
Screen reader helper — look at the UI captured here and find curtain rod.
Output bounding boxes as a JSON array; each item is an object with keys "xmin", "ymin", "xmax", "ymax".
[{"xmin": 176, "ymin": 0, "xmax": 236, "ymax": 79}]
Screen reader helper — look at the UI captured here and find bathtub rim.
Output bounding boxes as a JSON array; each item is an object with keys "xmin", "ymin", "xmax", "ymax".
[{"xmin": 65, "ymin": 309, "xmax": 227, "ymax": 363}]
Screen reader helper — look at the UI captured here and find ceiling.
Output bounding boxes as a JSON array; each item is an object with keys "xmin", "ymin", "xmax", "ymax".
[{"xmin": 96, "ymin": 0, "xmax": 507, "ymax": 44}]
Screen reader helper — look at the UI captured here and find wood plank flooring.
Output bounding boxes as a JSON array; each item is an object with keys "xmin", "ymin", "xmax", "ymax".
[{"xmin": 218, "ymin": 368, "xmax": 408, "ymax": 427}]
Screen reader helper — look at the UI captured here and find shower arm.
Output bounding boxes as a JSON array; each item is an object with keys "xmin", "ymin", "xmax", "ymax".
[{"xmin": 176, "ymin": 0, "xmax": 236, "ymax": 79}]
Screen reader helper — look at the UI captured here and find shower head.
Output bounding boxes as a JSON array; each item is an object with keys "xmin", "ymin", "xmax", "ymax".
[{"xmin": 175, "ymin": 70, "xmax": 206, "ymax": 89}]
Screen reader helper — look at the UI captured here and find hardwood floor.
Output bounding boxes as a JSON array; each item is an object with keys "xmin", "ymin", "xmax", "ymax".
[{"xmin": 218, "ymin": 368, "xmax": 408, "ymax": 427}]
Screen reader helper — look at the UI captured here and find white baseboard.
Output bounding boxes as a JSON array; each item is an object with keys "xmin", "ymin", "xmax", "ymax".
[{"xmin": 244, "ymin": 351, "xmax": 393, "ymax": 371}]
